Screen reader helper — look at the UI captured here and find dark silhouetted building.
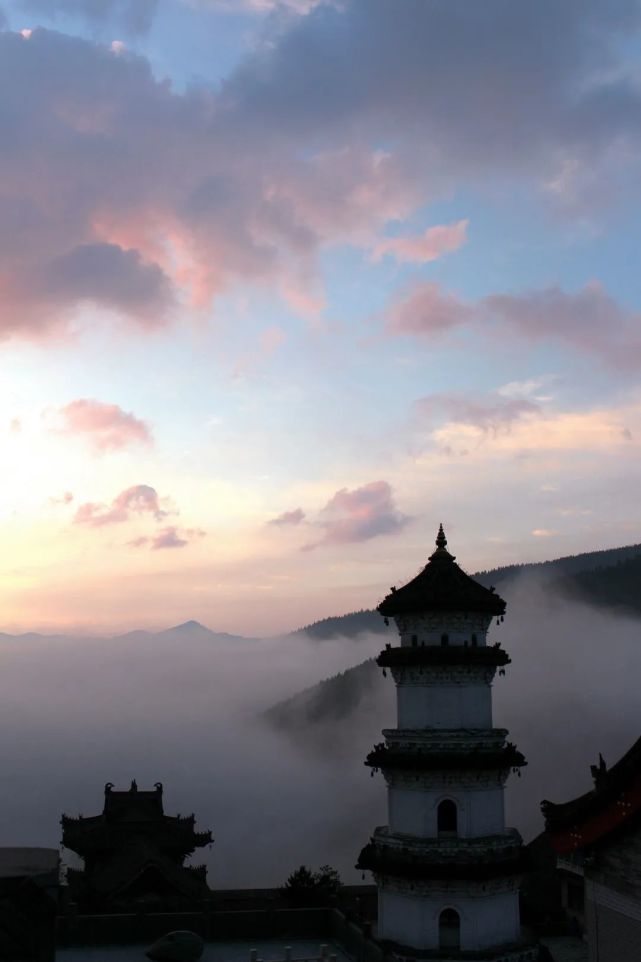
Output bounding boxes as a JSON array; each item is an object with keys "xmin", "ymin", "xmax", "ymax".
[
  {"xmin": 542, "ymin": 737, "xmax": 641, "ymax": 962},
  {"xmin": 61, "ymin": 780, "xmax": 212, "ymax": 913},
  {"xmin": 0, "ymin": 848, "xmax": 59, "ymax": 961}
]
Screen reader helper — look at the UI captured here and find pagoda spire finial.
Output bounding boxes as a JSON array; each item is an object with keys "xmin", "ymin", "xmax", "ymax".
[{"xmin": 427, "ymin": 522, "xmax": 454, "ymax": 562}]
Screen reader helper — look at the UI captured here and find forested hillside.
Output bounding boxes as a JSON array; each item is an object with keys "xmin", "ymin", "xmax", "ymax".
[
  {"xmin": 263, "ymin": 658, "xmax": 380, "ymax": 747},
  {"xmin": 553, "ymin": 554, "xmax": 641, "ymax": 616},
  {"xmin": 475, "ymin": 542, "xmax": 641, "ymax": 589},
  {"xmin": 291, "ymin": 609, "xmax": 391, "ymax": 640},
  {"xmin": 291, "ymin": 543, "xmax": 641, "ymax": 641},
  {"xmin": 271, "ymin": 542, "xmax": 641, "ymax": 741}
]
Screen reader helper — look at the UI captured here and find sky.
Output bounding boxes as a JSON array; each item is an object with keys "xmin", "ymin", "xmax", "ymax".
[{"xmin": 1, "ymin": 0, "xmax": 641, "ymax": 634}]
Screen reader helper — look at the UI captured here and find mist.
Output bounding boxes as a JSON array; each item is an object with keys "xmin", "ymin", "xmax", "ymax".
[
  {"xmin": 0, "ymin": 581, "xmax": 638, "ymax": 888},
  {"xmin": 494, "ymin": 575, "xmax": 641, "ymax": 837},
  {"xmin": 0, "ymin": 624, "xmax": 387, "ymax": 888}
]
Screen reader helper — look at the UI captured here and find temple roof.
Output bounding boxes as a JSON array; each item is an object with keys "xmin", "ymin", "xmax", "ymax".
[
  {"xmin": 377, "ymin": 525, "xmax": 507, "ymax": 618},
  {"xmin": 541, "ymin": 735, "xmax": 641, "ymax": 854},
  {"xmin": 103, "ymin": 780, "xmax": 165, "ymax": 820},
  {"xmin": 61, "ymin": 781, "xmax": 213, "ymax": 857}
]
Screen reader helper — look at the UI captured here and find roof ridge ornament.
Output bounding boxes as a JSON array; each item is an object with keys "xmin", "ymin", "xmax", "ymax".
[{"xmin": 429, "ymin": 522, "xmax": 455, "ymax": 561}]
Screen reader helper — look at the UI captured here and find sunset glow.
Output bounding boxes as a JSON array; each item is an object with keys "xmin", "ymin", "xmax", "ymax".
[{"xmin": 1, "ymin": 0, "xmax": 640, "ymax": 634}]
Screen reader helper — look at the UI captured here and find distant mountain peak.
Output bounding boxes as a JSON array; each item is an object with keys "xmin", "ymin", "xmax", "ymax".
[
  {"xmin": 159, "ymin": 621, "xmax": 254, "ymax": 643},
  {"xmin": 170, "ymin": 620, "xmax": 209, "ymax": 632}
]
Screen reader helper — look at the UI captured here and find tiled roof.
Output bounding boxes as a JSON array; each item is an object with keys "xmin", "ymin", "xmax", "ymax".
[
  {"xmin": 378, "ymin": 525, "xmax": 507, "ymax": 618},
  {"xmin": 541, "ymin": 736, "xmax": 641, "ymax": 853}
]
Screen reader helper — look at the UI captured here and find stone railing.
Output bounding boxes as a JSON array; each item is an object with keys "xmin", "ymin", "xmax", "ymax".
[
  {"xmin": 382, "ymin": 729, "xmax": 508, "ymax": 752},
  {"xmin": 249, "ymin": 944, "xmax": 338, "ymax": 962}
]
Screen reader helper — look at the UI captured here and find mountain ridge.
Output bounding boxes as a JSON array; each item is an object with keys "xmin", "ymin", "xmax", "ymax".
[
  {"xmin": 266, "ymin": 540, "xmax": 641, "ymax": 741},
  {"xmin": 288, "ymin": 541, "xmax": 641, "ymax": 641}
]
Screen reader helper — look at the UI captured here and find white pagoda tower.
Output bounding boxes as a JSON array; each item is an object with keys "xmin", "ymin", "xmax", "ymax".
[{"xmin": 357, "ymin": 526, "xmax": 537, "ymax": 961}]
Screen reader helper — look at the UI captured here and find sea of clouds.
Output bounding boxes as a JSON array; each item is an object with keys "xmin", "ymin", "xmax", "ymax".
[{"xmin": 0, "ymin": 578, "xmax": 638, "ymax": 887}]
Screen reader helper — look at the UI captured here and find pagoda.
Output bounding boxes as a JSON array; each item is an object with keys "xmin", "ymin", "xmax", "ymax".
[
  {"xmin": 357, "ymin": 526, "xmax": 537, "ymax": 961},
  {"xmin": 61, "ymin": 781, "xmax": 213, "ymax": 913}
]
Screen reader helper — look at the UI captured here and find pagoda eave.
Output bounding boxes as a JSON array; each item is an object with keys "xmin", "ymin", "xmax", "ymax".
[
  {"xmin": 365, "ymin": 747, "xmax": 527, "ymax": 773},
  {"xmin": 356, "ymin": 843, "xmax": 528, "ymax": 882},
  {"xmin": 377, "ymin": 646, "xmax": 511, "ymax": 669},
  {"xmin": 377, "ymin": 597, "xmax": 506, "ymax": 618}
]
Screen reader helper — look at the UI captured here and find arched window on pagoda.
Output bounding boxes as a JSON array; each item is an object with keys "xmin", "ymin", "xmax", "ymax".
[
  {"xmin": 440, "ymin": 633, "xmax": 449, "ymax": 646},
  {"xmin": 439, "ymin": 908, "xmax": 461, "ymax": 950},
  {"xmin": 437, "ymin": 799, "xmax": 458, "ymax": 837},
  {"xmin": 471, "ymin": 633, "xmax": 478, "ymax": 646}
]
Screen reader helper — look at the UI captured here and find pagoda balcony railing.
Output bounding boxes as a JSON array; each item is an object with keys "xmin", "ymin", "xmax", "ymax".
[
  {"xmin": 357, "ymin": 838, "xmax": 529, "ymax": 881},
  {"xmin": 377, "ymin": 644, "xmax": 510, "ymax": 669},
  {"xmin": 365, "ymin": 743, "xmax": 527, "ymax": 773},
  {"xmin": 382, "ymin": 729, "xmax": 508, "ymax": 752},
  {"xmin": 370, "ymin": 825, "xmax": 523, "ymax": 861}
]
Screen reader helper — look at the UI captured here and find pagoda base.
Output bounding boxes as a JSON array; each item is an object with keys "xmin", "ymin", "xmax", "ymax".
[
  {"xmin": 383, "ymin": 938, "xmax": 540, "ymax": 962},
  {"xmin": 376, "ymin": 875, "xmax": 524, "ymax": 954}
]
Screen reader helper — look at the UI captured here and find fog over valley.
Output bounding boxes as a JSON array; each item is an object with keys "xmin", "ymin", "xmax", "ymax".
[{"xmin": 0, "ymin": 560, "xmax": 639, "ymax": 889}]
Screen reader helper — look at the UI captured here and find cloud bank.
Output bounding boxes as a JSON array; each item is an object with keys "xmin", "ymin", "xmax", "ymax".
[
  {"xmin": 387, "ymin": 281, "xmax": 641, "ymax": 371},
  {"xmin": 1, "ymin": 1, "xmax": 641, "ymax": 336},
  {"xmin": 416, "ymin": 393, "xmax": 541, "ymax": 436},
  {"xmin": 0, "ymin": 582, "xmax": 639, "ymax": 886}
]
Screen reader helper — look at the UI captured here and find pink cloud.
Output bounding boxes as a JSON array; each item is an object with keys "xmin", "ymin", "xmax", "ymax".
[
  {"xmin": 74, "ymin": 484, "xmax": 168, "ymax": 527},
  {"xmin": 1, "ymin": 2, "xmax": 639, "ymax": 337},
  {"xmin": 127, "ymin": 535, "xmax": 150, "ymax": 547},
  {"xmin": 58, "ymin": 398, "xmax": 152, "ymax": 451},
  {"xmin": 151, "ymin": 526, "xmax": 205, "ymax": 550},
  {"xmin": 385, "ymin": 280, "xmax": 641, "ymax": 371},
  {"xmin": 385, "ymin": 282, "xmax": 473, "ymax": 337},
  {"xmin": 372, "ymin": 219, "xmax": 468, "ymax": 264},
  {"xmin": 305, "ymin": 480, "xmax": 410, "ymax": 550},
  {"xmin": 416, "ymin": 393, "xmax": 541, "ymax": 436},
  {"xmin": 0, "ymin": 34, "xmax": 416, "ymax": 337},
  {"xmin": 269, "ymin": 507, "xmax": 305, "ymax": 526},
  {"xmin": 151, "ymin": 526, "xmax": 188, "ymax": 549},
  {"xmin": 482, "ymin": 283, "xmax": 641, "ymax": 370},
  {"xmin": 129, "ymin": 526, "xmax": 206, "ymax": 549},
  {"xmin": 49, "ymin": 491, "xmax": 74, "ymax": 506}
]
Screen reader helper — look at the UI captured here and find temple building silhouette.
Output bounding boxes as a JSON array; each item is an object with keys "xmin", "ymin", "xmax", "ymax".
[{"xmin": 61, "ymin": 780, "xmax": 212, "ymax": 913}]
